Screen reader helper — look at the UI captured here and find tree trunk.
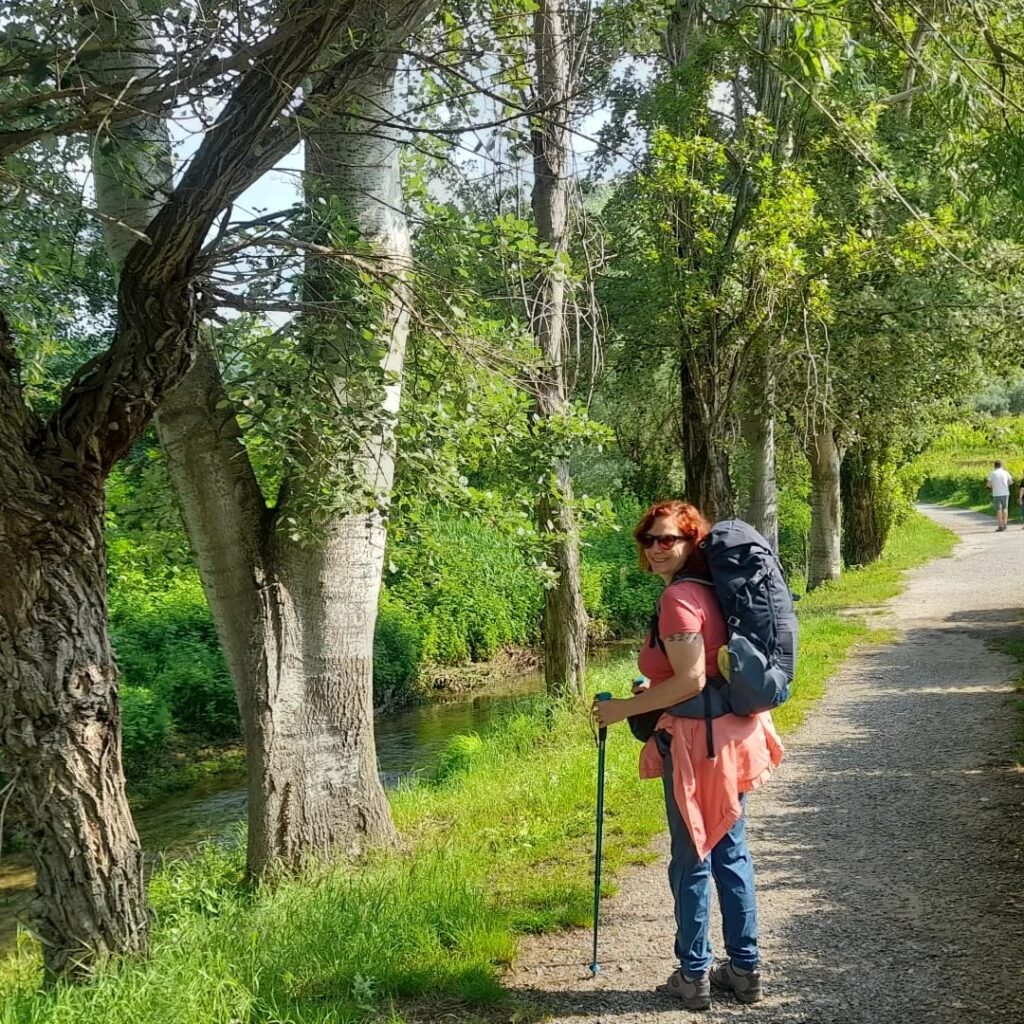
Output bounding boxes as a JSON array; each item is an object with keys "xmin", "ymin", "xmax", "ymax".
[
  {"xmin": 807, "ymin": 427, "xmax": 842, "ymax": 589},
  {"xmin": 87, "ymin": 1, "xmax": 427, "ymax": 875},
  {"xmin": 0, "ymin": 0, "xmax": 408, "ymax": 980},
  {"xmin": 679, "ymin": 356, "xmax": 733, "ymax": 520},
  {"xmin": 841, "ymin": 443, "xmax": 890, "ymax": 566},
  {"xmin": 532, "ymin": 0, "xmax": 588, "ymax": 700},
  {"xmin": 0, "ymin": 0, "xmax": 174, "ymax": 976},
  {"xmin": 741, "ymin": 356, "xmax": 778, "ymax": 550},
  {"xmin": 154, "ymin": 48, "xmax": 420, "ymax": 874},
  {"xmin": 540, "ymin": 461, "xmax": 588, "ymax": 695},
  {"xmin": 0, "ymin": 393, "xmax": 147, "ymax": 979}
]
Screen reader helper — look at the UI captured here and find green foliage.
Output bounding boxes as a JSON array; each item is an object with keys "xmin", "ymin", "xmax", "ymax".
[
  {"xmin": 778, "ymin": 483, "xmax": 812, "ymax": 579},
  {"xmin": 120, "ymin": 686, "xmax": 172, "ymax": 773},
  {"xmin": 373, "ymin": 595, "xmax": 425, "ymax": 704},
  {"xmin": 579, "ymin": 498, "xmax": 662, "ymax": 636},
  {"xmin": 385, "ymin": 514, "xmax": 544, "ymax": 665},
  {"xmin": 108, "ymin": 559, "xmax": 239, "ymax": 744},
  {"xmin": 0, "ymin": 140, "xmax": 115, "ymax": 416},
  {"xmin": 913, "ymin": 416, "xmax": 1024, "ymax": 513}
]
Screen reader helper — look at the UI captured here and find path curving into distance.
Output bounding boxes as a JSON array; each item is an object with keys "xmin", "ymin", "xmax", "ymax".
[{"xmin": 507, "ymin": 505, "xmax": 1024, "ymax": 1023}]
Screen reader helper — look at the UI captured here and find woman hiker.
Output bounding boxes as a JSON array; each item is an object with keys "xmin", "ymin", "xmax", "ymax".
[{"xmin": 592, "ymin": 500, "xmax": 784, "ymax": 1010}]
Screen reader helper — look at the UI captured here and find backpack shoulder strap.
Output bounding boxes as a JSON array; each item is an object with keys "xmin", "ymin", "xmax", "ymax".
[{"xmin": 670, "ymin": 572, "xmax": 715, "ymax": 587}]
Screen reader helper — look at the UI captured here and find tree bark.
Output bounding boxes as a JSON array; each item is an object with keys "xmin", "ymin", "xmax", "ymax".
[
  {"xmin": 157, "ymin": 335, "xmax": 402, "ymax": 874},
  {"xmin": 531, "ymin": 0, "xmax": 588, "ymax": 700},
  {"xmin": 0, "ymin": 320, "xmax": 147, "ymax": 980},
  {"xmin": 87, "ymin": 0, "xmax": 434, "ymax": 878},
  {"xmin": 841, "ymin": 443, "xmax": 890, "ymax": 566},
  {"xmin": 0, "ymin": 3, "xmax": 175, "ymax": 975},
  {"xmin": 679, "ymin": 355, "xmax": 734, "ymax": 521},
  {"xmin": 741, "ymin": 359, "xmax": 778, "ymax": 551},
  {"xmin": 154, "ymin": 27, "xmax": 432, "ymax": 873},
  {"xmin": 807, "ymin": 426, "xmax": 843, "ymax": 589}
]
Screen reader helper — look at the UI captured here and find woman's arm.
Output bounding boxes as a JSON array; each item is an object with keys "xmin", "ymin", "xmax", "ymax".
[{"xmin": 594, "ymin": 632, "xmax": 706, "ymax": 727}]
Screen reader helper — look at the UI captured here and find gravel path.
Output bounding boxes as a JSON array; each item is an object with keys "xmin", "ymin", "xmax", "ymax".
[{"xmin": 507, "ymin": 505, "xmax": 1024, "ymax": 1023}]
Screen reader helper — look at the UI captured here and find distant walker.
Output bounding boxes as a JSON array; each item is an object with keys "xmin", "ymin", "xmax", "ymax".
[{"xmin": 986, "ymin": 460, "xmax": 1014, "ymax": 532}]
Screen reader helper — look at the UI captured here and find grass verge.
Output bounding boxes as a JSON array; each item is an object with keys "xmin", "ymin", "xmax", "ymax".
[{"xmin": 0, "ymin": 512, "xmax": 956, "ymax": 1024}]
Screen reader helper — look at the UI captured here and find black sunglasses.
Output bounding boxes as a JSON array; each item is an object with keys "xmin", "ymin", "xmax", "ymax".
[{"xmin": 639, "ymin": 533, "xmax": 687, "ymax": 550}]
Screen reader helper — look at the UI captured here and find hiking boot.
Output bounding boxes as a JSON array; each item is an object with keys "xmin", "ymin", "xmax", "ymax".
[
  {"xmin": 710, "ymin": 959, "xmax": 763, "ymax": 1004},
  {"xmin": 664, "ymin": 968, "xmax": 711, "ymax": 1010}
]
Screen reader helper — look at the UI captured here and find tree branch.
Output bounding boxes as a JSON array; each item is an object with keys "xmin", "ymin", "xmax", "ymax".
[{"xmin": 41, "ymin": 0, "xmax": 394, "ymax": 475}]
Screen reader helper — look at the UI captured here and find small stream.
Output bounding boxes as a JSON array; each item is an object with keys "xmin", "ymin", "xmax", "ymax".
[{"xmin": 0, "ymin": 662, "xmax": 569, "ymax": 951}]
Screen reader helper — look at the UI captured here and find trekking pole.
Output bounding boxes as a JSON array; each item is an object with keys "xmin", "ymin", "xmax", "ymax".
[{"xmin": 590, "ymin": 691, "xmax": 612, "ymax": 976}]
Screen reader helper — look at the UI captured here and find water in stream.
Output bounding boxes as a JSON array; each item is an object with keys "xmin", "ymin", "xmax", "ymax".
[{"xmin": 0, "ymin": 665, "xmax": 554, "ymax": 951}]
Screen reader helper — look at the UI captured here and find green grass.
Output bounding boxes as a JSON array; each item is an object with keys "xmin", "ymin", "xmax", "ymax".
[
  {"xmin": 912, "ymin": 415, "xmax": 1024, "ymax": 518},
  {"xmin": 911, "ymin": 417, "xmax": 1024, "ymax": 763},
  {"xmin": 0, "ymin": 511, "xmax": 956, "ymax": 1024}
]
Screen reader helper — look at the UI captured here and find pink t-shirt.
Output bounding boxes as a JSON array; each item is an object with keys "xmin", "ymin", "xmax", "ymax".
[{"xmin": 637, "ymin": 578, "xmax": 728, "ymax": 683}]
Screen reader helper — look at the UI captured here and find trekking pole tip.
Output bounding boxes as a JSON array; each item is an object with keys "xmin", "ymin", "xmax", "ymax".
[{"xmin": 589, "ymin": 962, "xmax": 601, "ymax": 975}]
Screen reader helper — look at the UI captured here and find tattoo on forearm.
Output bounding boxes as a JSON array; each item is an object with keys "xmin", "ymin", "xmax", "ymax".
[{"xmin": 664, "ymin": 632, "xmax": 702, "ymax": 646}]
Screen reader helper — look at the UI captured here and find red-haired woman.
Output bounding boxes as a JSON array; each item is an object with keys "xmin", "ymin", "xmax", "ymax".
[{"xmin": 593, "ymin": 500, "xmax": 783, "ymax": 1010}]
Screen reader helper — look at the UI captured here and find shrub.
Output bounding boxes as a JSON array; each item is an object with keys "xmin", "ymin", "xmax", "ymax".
[
  {"xmin": 109, "ymin": 562, "xmax": 239, "ymax": 742},
  {"xmin": 777, "ymin": 484, "xmax": 811, "ymax": 579},
  {"xmin": 386, "ymin": 515, "xmax": 543, "ymax": 665},
  {"xmin": 120, "ymin": 685, "xmax": 172, "ymax": 772},
  {"xmin": 374, "ymin": 595, "xmax": 426, "ymax": 703},
  {"xmin": 154, "ymin": 645, "xmax": 238, "ymax": 739},
  {"xmin": 581, "ymin": 498, "xmax": 665, "ymax": 636}
]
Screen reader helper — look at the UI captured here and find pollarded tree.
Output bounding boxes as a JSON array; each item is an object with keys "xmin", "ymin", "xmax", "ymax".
[
  {"xmin": 597, "ymin": 0, "xmax": 817, "ymax": 521},
  {"xmin": 380, "ymin": 0, "xmax": 606, "ymax": 700},
  {"xmin": 0, "ymin": 0, "xmax": 412, "ymax": 979},
  {"xmin": 777, "ymin": 0, "xmax": 1024, "ymax": 577}
]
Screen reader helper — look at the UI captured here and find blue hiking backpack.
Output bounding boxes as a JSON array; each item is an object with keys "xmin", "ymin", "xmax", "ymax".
[
  {"xmin": 694, "ymin": 519, "xmax": 797, "ymax": 716},
  {"xmin": 637, "ymin": 519, "xmax": 798, "ymax": 755}
]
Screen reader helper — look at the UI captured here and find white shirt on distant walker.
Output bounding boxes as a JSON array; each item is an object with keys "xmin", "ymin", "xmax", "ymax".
[{"xmin": 988, "ymin": 467, "xmax": 1013, "ymax": 497}]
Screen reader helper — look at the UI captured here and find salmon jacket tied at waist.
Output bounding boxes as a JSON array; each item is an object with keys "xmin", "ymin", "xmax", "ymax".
[{"xmin": 639, "ymin": 710, "xmax": 784, "ymax": 861}]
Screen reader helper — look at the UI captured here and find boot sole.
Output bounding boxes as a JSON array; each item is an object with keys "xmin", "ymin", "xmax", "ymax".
[{"xmin": 733, "ymin": 989, "xmax": 763, "ymax": 1004}]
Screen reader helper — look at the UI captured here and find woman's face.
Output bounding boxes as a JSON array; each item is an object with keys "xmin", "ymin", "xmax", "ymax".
[{"xmin": 642, "ymin": 515, "xmax": 691, "ymax": 578}]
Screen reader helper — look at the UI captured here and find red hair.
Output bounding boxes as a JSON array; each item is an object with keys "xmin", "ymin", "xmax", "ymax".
[{"xmin": 633, "ymin": 500, "xmax": 711, "ymax": 576}]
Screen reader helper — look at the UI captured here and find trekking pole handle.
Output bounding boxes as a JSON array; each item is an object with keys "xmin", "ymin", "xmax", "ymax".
[{"xmin": 594, "ymin": 691, "xmax": 612, "ymax": 742}]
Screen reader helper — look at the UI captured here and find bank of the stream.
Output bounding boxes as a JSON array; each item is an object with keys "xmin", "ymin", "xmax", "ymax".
[
  {"xmin": 0, "ymin": 656, "xmax": 562, "ymax": 954},
  {"xmin": 0, "ymin": 512, "xmax": 956, "ymax": 1024},
  {"xmin": 122, "ymin": 647, "xmax": 546, "ymax": 809}
]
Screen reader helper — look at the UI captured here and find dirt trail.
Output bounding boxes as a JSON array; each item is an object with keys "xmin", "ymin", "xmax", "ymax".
[{"xmin": 507, "ymin": 505, "xmax": 1024, "ymax": 1023}]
